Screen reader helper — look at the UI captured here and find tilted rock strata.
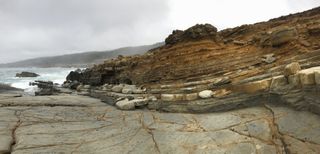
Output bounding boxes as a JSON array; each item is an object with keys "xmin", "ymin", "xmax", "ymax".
[
  {"xmin": 68, "ymin": 7, "xmax": 320, "ymax": 87},
  {"xmin": 63, "ymin": 7, "xmax": 320, "ymax": 116}
]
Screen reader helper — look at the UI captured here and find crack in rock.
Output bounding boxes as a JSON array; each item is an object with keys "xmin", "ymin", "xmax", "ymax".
[
  {"xmin": 139, "ymin": 113, "xmax": 160, "ymax": 153},
  {"xmin": 9, "ymin": 110, "xmax": 22, "ymax": 153},
  {"xmin": 263, "ymin": 104, "xmax": 290, "ymax": 154}
]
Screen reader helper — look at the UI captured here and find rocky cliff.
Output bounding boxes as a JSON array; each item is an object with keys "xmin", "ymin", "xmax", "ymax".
[
  {"xmin": 66, "ymin": 7, "xmax": 320, "ymax": 115},
  {"xmin": 1, "ymin": 7, "xmax": 320, "ymax": 154}
]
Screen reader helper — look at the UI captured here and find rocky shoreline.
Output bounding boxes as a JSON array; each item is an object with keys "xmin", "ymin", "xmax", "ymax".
[
  {"xmin": 68, "ymin": 63, "xmax": 320, "ymax": 116},
  {"xmin": 0, "ymin": 7, "xmax": 320, "ymax": 154},
  {"xmin": 0, "ymin": 92, "xmax": 319, "ymax": 153}
]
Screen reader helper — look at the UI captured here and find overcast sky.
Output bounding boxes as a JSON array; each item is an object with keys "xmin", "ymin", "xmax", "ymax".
[{"xmin": 0, "ymin": 0, "xmax": 319, "ymax": 63}]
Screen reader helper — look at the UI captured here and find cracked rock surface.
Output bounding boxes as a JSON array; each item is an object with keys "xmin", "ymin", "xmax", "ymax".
[{"xmin": 0, "ymin": 94, "xmax": 319, "ymax": 154}]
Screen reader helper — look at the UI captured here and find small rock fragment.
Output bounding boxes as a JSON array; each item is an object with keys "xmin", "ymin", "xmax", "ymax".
[
  {"xmin": 115, "ymin": 98, "xmax": 135, "ymax": 110},
  {"xmin": 262, "ymin": 54, "xmax": 276, "ymax": 64},
  {"xmin": 198, "ymin": 90, "xmax": 213, "ymax": 99}
]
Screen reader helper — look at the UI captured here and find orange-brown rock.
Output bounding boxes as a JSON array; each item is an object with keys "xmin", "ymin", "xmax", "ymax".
[
  {"xmin": 70, "ymin": 7, "xmax": 320, "ymax": 115},
  {"xmin": 76, "ymin": 7, "xmax": 320, "ymax": 91}
]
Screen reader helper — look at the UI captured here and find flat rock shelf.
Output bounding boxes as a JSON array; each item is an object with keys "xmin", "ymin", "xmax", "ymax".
[{"xmin": 0, "ymin": 94, "xmax": 319, "ymax": 154}]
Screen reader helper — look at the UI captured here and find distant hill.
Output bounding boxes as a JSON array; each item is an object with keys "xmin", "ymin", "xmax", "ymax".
[{"xmin": 0, "ymin": 42, "xmax": 164, "ymax": 68}]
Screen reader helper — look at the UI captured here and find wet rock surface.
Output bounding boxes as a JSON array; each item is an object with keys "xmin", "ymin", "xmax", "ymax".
[
  {"xmin": 15, "ymin": 72, "xmax": 39, "ymax": 78},
  {"xmin": 0, "ymin": 94, "xmax": 319, "ymax": 154}
]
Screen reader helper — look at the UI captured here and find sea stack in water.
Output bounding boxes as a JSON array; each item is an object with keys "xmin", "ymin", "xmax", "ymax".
[{"xmin": 16, "ymin": 71, "xmax": 39, "ymax": 77}]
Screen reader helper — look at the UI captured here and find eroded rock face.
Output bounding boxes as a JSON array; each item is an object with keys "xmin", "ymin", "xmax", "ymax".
[
  {"xmin": 165, "ymin": 24, "xmax": 218, "ymax": 45},
  {"xmin": 0, "ymin": 94, "xmax": 319, "ymax": 153}
]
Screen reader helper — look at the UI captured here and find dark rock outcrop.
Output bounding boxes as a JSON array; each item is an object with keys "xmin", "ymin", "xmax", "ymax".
[
  {"xmin": 0, "ymin": 83, "xmax": 22, "ymax": 93},
  {"xmin": 30, "ymin": 80, "xmax": 60, "ymax": 96},
  {"xmin": 165, "ymin": 24, "xmax": 218, "ymax": 45},
  {"xmin": 66, "ymin": 69, "xmax": 83, "ymax": 82},
  {"xmin": 16, "ymin": 72, "xmax": 39, "ymax": 78}
]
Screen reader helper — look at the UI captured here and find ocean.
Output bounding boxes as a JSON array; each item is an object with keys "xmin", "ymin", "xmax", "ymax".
[{"xmin": 0, "ymin": 67, "xmax": 76, "ymax": 91}]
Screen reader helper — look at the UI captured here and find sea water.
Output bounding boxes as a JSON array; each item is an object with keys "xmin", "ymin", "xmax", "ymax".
[{"xmin": 0, "ymin": 67, "xmax": 76, "ymax": 91}]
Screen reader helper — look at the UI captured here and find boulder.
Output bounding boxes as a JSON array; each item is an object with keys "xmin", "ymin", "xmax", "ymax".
[
  {"xmin": 66, "ymin": 71, "xmax": 81, "ymax": 81},
  {"xmin": 111, "ymin": 85, "xmax": 124, "ymax": 93},
  {"xmin": 270, "ymin": 27, "xmax": 298, "ymax": 47},
  {"xmin": 29, "ymin": 80, "xmax": 59, "ymax": 96},
  {"xmin": 121, "ymin": 85, "xmax": 136, "ymax": 94},
  {"xmin": 198, "ymin": 90, "xmax": 213, "ymax": 99},
  {"xmin": 121, "ymin": 84, "xmax": 145, "ymax": 94},
  {"xmin": 115, "ymin": 98, "xmax": 135, "ymax": 110},
  {"xmin": 16, "ymin": 71, "xmax": 39, "ymax": 77},
  {"xmin": 131, "ymin": 98, "xmax": 149, "ymax": 107},
  {"xmin": 284, "ymin": 62, "xmax": 301, "ymax": 77}
]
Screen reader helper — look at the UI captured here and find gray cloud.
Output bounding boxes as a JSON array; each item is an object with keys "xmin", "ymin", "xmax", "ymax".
[
  {"xmin": 1, "ymin": 0, "xmax": 319, "ymax": 63},
  {"xmin": 0, "ymin": 0, "xmax": 171, "ymax": 63}
]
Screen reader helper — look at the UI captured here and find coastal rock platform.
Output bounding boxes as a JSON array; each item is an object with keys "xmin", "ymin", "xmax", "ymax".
[{"xmin": 0, "ymin": 94, "xmax": 319, "ymax": 154}]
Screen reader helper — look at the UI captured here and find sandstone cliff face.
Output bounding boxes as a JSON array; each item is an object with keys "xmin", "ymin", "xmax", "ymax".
[
  {"xmin": 71, "ymin": 7, "xmax": 320, "ymax": 87},
  {"xmin": 67, "ymin": 7, "xmax": 320, "ymax": 115}
]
